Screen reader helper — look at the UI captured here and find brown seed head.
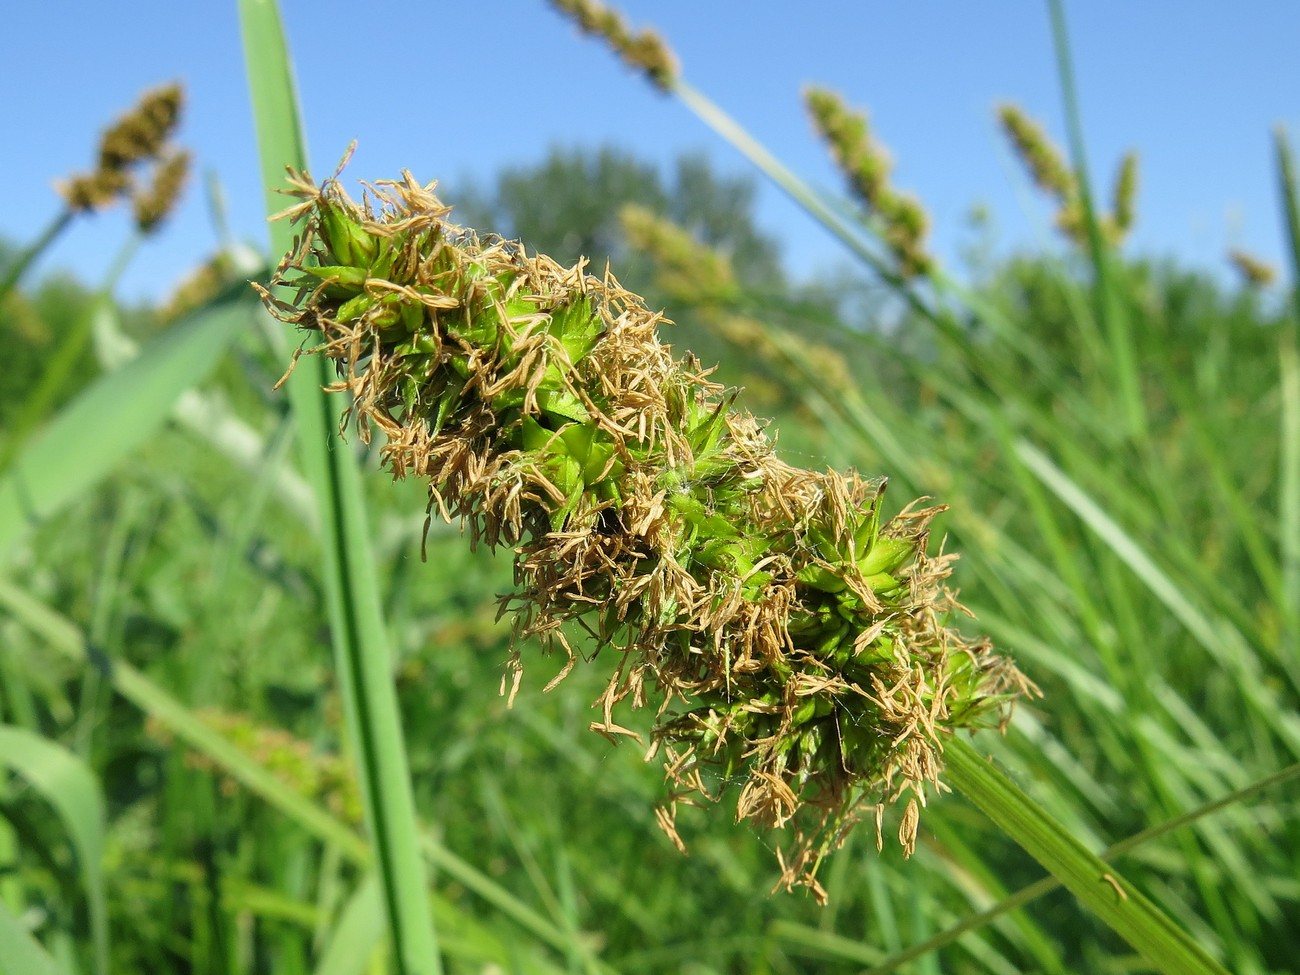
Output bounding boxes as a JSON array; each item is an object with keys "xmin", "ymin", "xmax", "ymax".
[
  {"xmin": 132, "ymin": 148, "xmax": 192, "ymax": 233},
  {"xmin": 58, "ymin": 167, "xmax": 133, "ymax": 214},
  {"xmin": 1227, "ymin": 248, "xmax": 1277, "ymax": 287},
  {"xmin": 550, "ymin": 0, "xmax": 678, "ymax": 92},
  {"xmin": 1110, "ymin": 151, "xmax": 1139, "ymax": 242},
  {"xmin": 806, "ymin": 87, "xmax": 934, "ymax": 279},
  {"xmin": 98, "ymin": 82, "xmax": 185, "ymax": 170}
]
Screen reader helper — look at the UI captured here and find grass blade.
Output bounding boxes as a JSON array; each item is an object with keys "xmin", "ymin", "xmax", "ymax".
[
  {"xmin": 0, "ymin": 726, "xmax": 109, "ymax": 975},
  {"xmin": 863, "ymin": 760, "xmax": 1300, "ymax": 974},
  {"xmin": 1276, "ymin": 128, "xmax": 1300, "ymax": 653},
  {"xmin": 0, "ymin": 284, "xmax": 251, "ymax": 556},
  {"xmin": 945, "ymin": 737, "xmax": 1229, "ymax": 975},
  {"xmin": 1046, "ymin": 0, "xmax": 1146, "ymax": 441},
  {"xmin": 0, "ymin": 898, "xmax": 69, "ymax": 975},
  {"xmin": 238, "ymin": 2, "xmax": 442, "ymax": 971},
  {"xmin": 313, "ymin": 873, "xmax": 384, "ymax": 975},
  {"xmin": 0, "ymin": 210, "xmax": 72, "ymax": 305},
  {"xmin": 0, "ymin": 580, "xmax": 599, "ymax": 968},
  {"xmin": 1014, "ymin": 437, "xmax": 1300, "ymax": 754}
]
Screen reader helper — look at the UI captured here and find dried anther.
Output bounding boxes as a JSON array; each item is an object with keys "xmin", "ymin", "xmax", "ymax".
[{"xmin": 259, "ymin": 165, "xmax": 1031, "ymax": 900}]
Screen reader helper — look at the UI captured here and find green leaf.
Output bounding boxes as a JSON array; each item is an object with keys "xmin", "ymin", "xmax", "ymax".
[
  {"xmin": 0, "ymin": 898, "xmax": 70, "ymax": 975},
  {"xmin": 0, "ymin": 580, "xmax": 603, "ymax": 971},
  {"xmin": 0, "ymin": 726, "xmax": 109, "ymax": 975},
  {"xmin": 0, "ymin": 288, "xmax": 251, "ymax": 557},
  {"xmin": 313, "ymin": 874, "xmax": 384, "ymax": 975}
]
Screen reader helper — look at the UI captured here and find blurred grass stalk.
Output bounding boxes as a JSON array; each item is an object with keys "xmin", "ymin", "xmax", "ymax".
[{"xmin": 236, "ymin": 2, "xmax": 442, "ymax": 973}]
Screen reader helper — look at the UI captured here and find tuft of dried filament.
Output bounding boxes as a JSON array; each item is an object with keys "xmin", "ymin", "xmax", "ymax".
[{"xmin": 258, "ymin": 164, "xmax": 1034, "ymax": 902}]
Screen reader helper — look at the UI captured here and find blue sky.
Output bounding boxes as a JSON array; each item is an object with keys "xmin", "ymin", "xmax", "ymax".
[{"xmin": 6, "ymin": 2, "xmax": 1299, "ymax": 302}]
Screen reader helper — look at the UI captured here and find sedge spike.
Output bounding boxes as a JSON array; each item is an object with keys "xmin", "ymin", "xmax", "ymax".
[{"xmin": 257, "ymin": 166, "xmax": 1033, "ymax": 901}]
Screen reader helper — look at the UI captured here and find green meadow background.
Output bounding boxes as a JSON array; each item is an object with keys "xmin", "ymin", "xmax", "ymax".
[{"xmin": 1, "ymin": 2, "xmax": 1298, "ymax": 973}]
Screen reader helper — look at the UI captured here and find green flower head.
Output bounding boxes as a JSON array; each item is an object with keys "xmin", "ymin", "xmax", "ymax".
[{"xmin": 258, "ymin": 165, "xmax": 1032, "ymax": 901}]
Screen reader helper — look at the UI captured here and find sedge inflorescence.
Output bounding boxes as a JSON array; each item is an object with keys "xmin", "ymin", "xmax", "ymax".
[
  {"xmin": 258, "ymin": 165, "xmax": 1031, "ymax": 900},
  {"xmin": 58, "ymin": 82, "xmax": 191, "ymax": 233}
]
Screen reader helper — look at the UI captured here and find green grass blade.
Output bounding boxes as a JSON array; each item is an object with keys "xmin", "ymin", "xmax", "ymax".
[
  {"xmin": 673, "ymin": 81, "xmax": 893, "ymax": 282},
  {"xmin": 864, "ymin": 761, "xmax": 1300, "ymax": 974},
  {"xmin": 1046, "ymin": 0, "xmax": 1146, "ymax": 441},
  {"xmin": 1281, "ymin": 338, "xmax": 1300, "ymax": 659},
  {"xmin": 237, "ymin": 3, "xmax": 441, "ymax": 972},
  {"xmin": 0, "ymin": 580, "xmax": 595, "ymax": 967},
  {"xmin": 313, "ymin": 874, "xmax": 384, "ymax": 975},
  {"xmin": 0, "ymin": 726, "xmax": 108, "ymax": 975},
  {"xmin": 1275, "ymin": 127, "xmax": 1300, "ymax": 324},
  {"xmin": 0, "ymin": 578, "xmax": 370, "ymax": 861},
  {"xmin": 0, "ymin": 284, "xmax": 251, "ymax": 556},
  {"xmin": 945, "ymin": 737, "xmax": 1229, "ymax": 975},
  {"xmin": 0, "ymin": 897, "xmax": 69, "ymax": 975},
  {"xmin": 0, "ymin": 210, "xmax": 72, "ymax": 305},
  {"xmin": 1014, "ymin": 437, "xmax": 1300, "ymax": 752},
  {"xmin": 1276, "ymin": 128, "xmax": 1300, "ymax": 652}
]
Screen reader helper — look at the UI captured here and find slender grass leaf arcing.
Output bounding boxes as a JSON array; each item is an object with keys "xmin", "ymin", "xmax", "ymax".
[
  {"xmin": 1013, "ymin": 438, "xmax": 1300, "ymax": 748},
  {"xmin": 257, "ymin": 168, "xmax": 1033, "ymax": 902},
  {"xmin": 0, "ymin": 210, "xmax": 73, "ymax": 305},
  {"xmin": 945, "ymin": 738, "xmax": 1229, "ymax": 975},
  {"xmin": 238, "ymin": 2, "xmax": 442, "ymax": 972},
  {"xmin": 0, "ymin": 284, "xmax": 251, "ymax": 557},
  {"xmin": 0, "ymin": 898, "xmax": 70, "ymax": 975},
  {"xmin": 0, "ymin": 727, "xmax": 109, "ymax": 975},
  {"xmin": 1276, "ymin": 127, "xmax": 1300, "ymax": 325}
]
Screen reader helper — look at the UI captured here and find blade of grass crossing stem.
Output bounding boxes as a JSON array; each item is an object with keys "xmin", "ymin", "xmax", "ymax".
[
  {"xmin": 773, "ymin": 762, "xmax": 1300, "ymax": 975},
  {"xmin": 236, "ymin": 3, "xmax": 442, "ymax": 972},
  {"xmin": 945, "ymin": 737, "xmax": 1228, "ymax": 975},
  {"xmin": 0, "ymin": 727, "xmax": 109, "ymax": 975},
  {"xmin": 1046, "ymin": 0, "xmax": 1146, "ymax": 442},
  {"xmin": 671, "ymin": 81, "xmax": 1074, "ymax": 407},
  {"xmin": 1276, "ymin": 127, "xmax": 1300, "ymax": 326},
  {"xmin": 0, "ymin": 210, "xmax": 73, "ymax": 305}
]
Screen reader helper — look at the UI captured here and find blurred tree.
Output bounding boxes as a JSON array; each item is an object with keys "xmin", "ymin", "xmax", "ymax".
[{"xmin": 450, "ymin": 146, "xmax": 785, "ymax": 295}]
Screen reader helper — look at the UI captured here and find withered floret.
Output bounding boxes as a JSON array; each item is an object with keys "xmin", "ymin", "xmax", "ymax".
[{"xmin": 258, "ymin": 166, "xmax": 1030, "ymax": 901}]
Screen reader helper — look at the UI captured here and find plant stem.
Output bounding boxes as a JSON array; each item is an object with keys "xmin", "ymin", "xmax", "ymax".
[
  {"xmin": 237, "ymin": 1, "xmax": 442, "ymax": 971},
  {"xmin": 944, "ymin": 736, "xmax": 1229, "ymax": 975}
]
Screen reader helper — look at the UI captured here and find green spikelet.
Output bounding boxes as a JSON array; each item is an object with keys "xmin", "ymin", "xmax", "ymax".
[
  {"xmin": 805, "ymin": 86, "xmax": 935, "ymax": 279},
  {"xmin": 1110, "ymin": 151, "xmax": 1139, "ymax": 243}
]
